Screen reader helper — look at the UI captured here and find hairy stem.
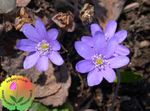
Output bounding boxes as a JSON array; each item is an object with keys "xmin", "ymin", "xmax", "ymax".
[{"xmin": 109, "ymin": 69, "xmax": 121, "ymax": 111}]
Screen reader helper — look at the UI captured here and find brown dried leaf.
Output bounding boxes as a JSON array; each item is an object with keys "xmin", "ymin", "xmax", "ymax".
[
  {"xmin": 35, "ymin": 64, "xmax": 71, "ymax": 106},
  {"xmin": 95, "ymin": 0, "xmax": 126, "ymax": 28},
  {"xmin": 14, "ymin": 7, "xmax": 35, "ymax": 30},
  {"xmin": 52, "ymin": 11, "xmax": 75, "ymax": 32},
  {"xmin": 4, "ymin": 21, "xmax": 13, "ymax": 32},
  {"xmin": 80, "ymin": 3, "xmax": 94, "ymax": 24},
  {"xmin": 34, "ymin": 64, "xmax": 61, "ymax": 97},
  {"xmin": 16, "ymin": 0, "xmax": 31, "ymax": 7}
]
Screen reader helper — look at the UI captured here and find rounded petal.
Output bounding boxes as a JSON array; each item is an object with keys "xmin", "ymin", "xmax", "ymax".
[
  {"xmin": 16, "ymin": 39, "xmax": 36, "ymax": 52},
  {"xmin": 75, "ymin": 60, "xmax": 94, "ymax": 73},
  {"xmin": 47, "ymin": 28, "xmax": 58, "ymax": 40},
  {"xmin": 36, "ymin": 56, "xmax": 49, "ymax": 72},
  {"xmin": 50, "ymin": 40, "xmax": 61, "ymax": 51},
  {"xmin": 81, "ymin": 36, "xmax": 94, "ymax": 47},
  {"xmin": 35, "ymin": 18, "xmax": 47, "ymax": 39},
  {"xmin": 115, "ymin": 30, "xmax": 127, "ymax": 43},
  {"xmin": 91, "ymin": 23, "xmax": 102, "ymax": 36},
  {"xmin": 115, "ymin": 45, "xmax": 130, "ymax": 56},
  {"xmin": 109, "ymin": 56, "xmax": 129, "ymax": 68},
  {"xmin": 103, "ymin": 67, "xmax": 116, "ymax": 83},
  {"xmin": 93, "ymin": 32, "xmax": 107, "ymax": 53},
  {"xmin": 23, "ymin": 52, "xmax": 39, "ymax": 69},
  {"xmin": 104, "ymin": 20, "xmax": 117, "ymax": 40},
  {"xmin": 104, "ymin": 37, "xmax": 118, "ymax": 58},
  {"xmin": 21, "ymin": 24, "xmax": 41, "ymax": 42},
  {"xmin": 87, "ymin": 68, "xmax": 103, "ymax": 86},
  {"xmin": 75, "ymin": 41, "xmax": 95, "ymax": 60},
  {"xmin": 48, "ymin": 51, "xmax": 64, "ymax": 66}
]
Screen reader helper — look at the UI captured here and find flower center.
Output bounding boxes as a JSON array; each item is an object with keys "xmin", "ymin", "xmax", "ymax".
[
  {"xmin": 36, "ymin": 40, "xmax": 52, "ymax": 55},
  {"xmin": 92, "ymin": 54, "xmax": 109, "ymax": 70},
  {"xmin": 40, "ymin": 42, "xmax": 49, "ymax": 50},
  {"xmin": 95, "ymin": 58, "xmax": 103, "ymax": 65}
]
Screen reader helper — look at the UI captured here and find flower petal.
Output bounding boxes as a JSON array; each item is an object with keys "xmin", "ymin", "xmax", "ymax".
[
  {"xmin": 47, "ymin": 28, "xmax": 58, "ymax": 40},
  {"xmin": 48, "ymin": 51, "xmax": 64, "ymax": 66},
  {"xmin": 115, "ymin": 30, "xmax": 127, "ymax": 43},
  {"xmin": 81, "ymin": 36, "xmax": 94, "ymax": 47},
  {"xmin": 115, "ymin": 45, "xmax": 130, "ymax": 56},
  {"xmin": 104, "ymin": 37, "xmax": 118, "ymax": 58},
  {"xmin": 93, "ymin": 32, "xmax": 107, "ymax": 53},
  {"xmin": 91, "ymin": 23, "xmax": 102, "ymax": 36},
  {"xmin": 35, "ymin": 18, "xmax": 47, "ymax": 39},
  {"xmin": 103, "ymin": 67, "xmax": 116, "ymax": 83},
  {"xmin": 36, "ymin": 56, "xmax": 49, "ymax": 72},
  {"xmin": 21, "ymin": 24, "xmax": 41, "ymax": 42},
  {"xmin": 50, "ymin": 40, "xmax": 61, "ymax": 51},
  {"xmin": 104, "ymin": 20, "xmax": 117, "ymax": 40},
  {"xmin": 76, "ymin": 60, "xmax": 94, "ymax": 73},
  {"xmin": 16, "ymin": 39, "xmax": 36, "ymax": 52},
  {"xmin": 109, "ymin": 56, "xmax": 129, "ymax": 68},
  {"xmin": 23, "ymin": 52, "xmax": 39, "ymax": 69},
  {"xmin": 75, "ymin": 41, "xmax": 95, "ymax": 59},
  {"xmin": 87, "ymin": 68, "xmax": 103, "ymax": 86}
]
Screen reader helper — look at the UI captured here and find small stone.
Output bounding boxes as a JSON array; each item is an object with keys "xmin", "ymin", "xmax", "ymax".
[
  {"xmin": 0, "ymin": 0, "xmax": 16, "ymax": 14},
  {"xmin": 16, "ymin": 0, "xmax": 31, "ymax": 7},
  {"xmin": 124, "ymin": 2, "xmax": 140, "ymax": 12},
  {"xmin": 139, "ymin": 40, "xmax": 150, "ymax": 48},
  {"xmin": 143, "ymin": 0, "xmax": 150, "ymax": 5},
  {"xmin": 84, "ymin": 109, "xmax": 97, "ymax": 111}
]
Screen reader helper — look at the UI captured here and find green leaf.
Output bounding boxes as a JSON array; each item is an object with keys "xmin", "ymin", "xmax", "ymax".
[
  {"xmin": 29, "ymin": 102, "xmax": 74, "ymax": 111},
  {"xmin": 49, "ymin": 103, "xmax": 73, "ymax": 111},
  {"xmin": 114, "ymin": 71, "xmax": 142, "ymax": 83},
  {"xmin": 17, "ymin": 96, "xmax": 24, "ymax": 103},
  {"xmin": 29, "ymin": 102, "xmax": 50, "ymax": 111},
  {"xmin": 10, "ymin": 95, "xmax": 16, "ymax": 103}
]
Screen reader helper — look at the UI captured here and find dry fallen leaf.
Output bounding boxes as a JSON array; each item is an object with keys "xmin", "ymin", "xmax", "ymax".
[
  {"xmin": 14, "ymin": 7, "xmax": 34, "ymax": 30},
  {"xmin": 95, "ymin": 0, "xmax": 126, "ymax": 28},
  {"xmin": 35, "ymin": 65, "xmax": 71, "ymax": 106},
  {"xmin": 80, "ymin": 3, "xmax": 94, "ymax": 24},
  {"xmin": 16, "ymin": 0, "xmax": 31, "ymax": 7},
  {"xmin": 52, "ymin": 11, "xmax": 75, "ymax": 32}
]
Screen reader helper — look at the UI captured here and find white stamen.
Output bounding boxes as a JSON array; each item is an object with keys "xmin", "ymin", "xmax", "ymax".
[
  {"xmin": 36, "ymin": 40, "xmax": 52, "ymax": 55},
  {"xmin": 92, "ymin": 54, "xmax": 109, "ymax": 70}
]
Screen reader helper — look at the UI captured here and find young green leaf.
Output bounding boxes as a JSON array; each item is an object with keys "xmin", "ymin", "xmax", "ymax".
[
  {"xmin": 29, "ymin": 102, "xmax": 50, "ymax": 111},
  {"xmin": 115, "ymin": 71, "xmax": 142, "ymax": 83}
]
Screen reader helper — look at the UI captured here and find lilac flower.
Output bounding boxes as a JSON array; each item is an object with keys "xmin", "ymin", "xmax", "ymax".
[
  {"xmin": 75, "ymin": 32, "xmax": 129, "ymax": 86},
  {"xmin": 82, "ymin": 20, "xmax": 130, "ymax": 56},
  {"xmin": 16, "ymin": 18, "xmax": 64, "ymax": 72}
]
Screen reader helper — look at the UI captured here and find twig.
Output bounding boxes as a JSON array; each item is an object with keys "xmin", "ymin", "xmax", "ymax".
[{"xmin": 108, "ymin": 69, "xmax": 121, "ymax": 111}]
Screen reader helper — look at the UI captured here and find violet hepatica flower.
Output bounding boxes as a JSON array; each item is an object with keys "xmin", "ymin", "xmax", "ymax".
[
  {"xmin": 16, "ymin": 18, "xmax": 64, "ymax": 72},
  {"xmin": 82, "ymin": 20, "xmax": 130, "ymax": 56},
  {"xmin": 75, "ymin": 22, "xmax": 130, "ymax": 86}
]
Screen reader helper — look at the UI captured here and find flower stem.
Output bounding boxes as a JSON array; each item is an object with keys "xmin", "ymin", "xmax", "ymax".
[{"xmin": 109, "ymin": 69, "xmax": 121, "ymax": 111}]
